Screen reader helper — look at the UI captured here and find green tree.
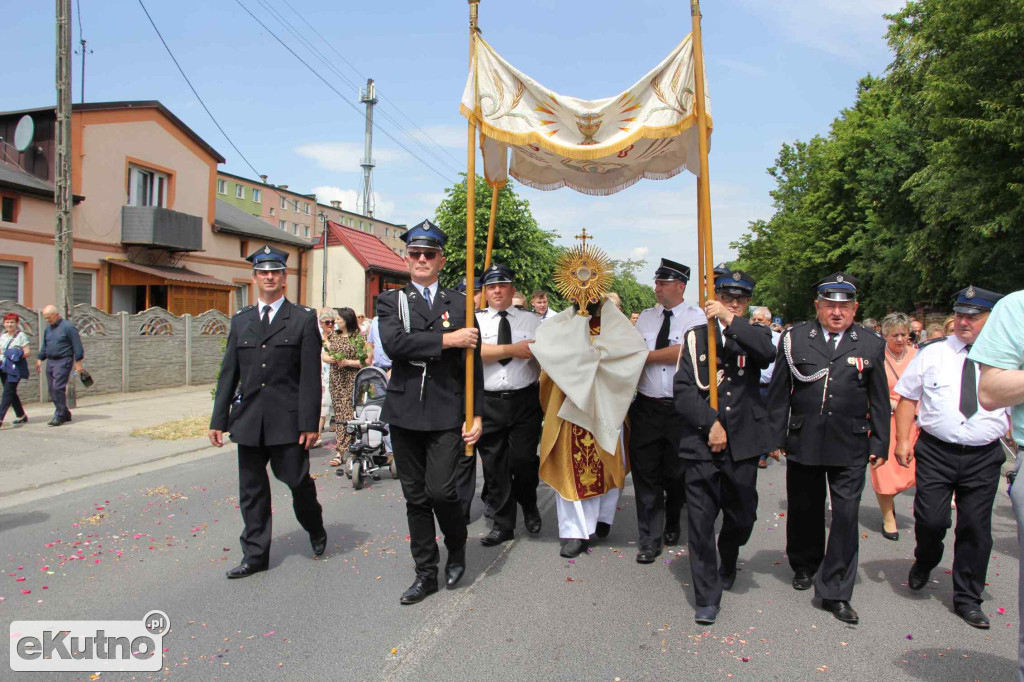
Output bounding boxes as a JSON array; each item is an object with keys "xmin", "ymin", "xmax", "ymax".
[
  {"xmin": 434, "ymin": 174, "xmax": 563, "ymax": 299},
  {"xmin": 610, "ymin": 259, "xmax": 656, "ymax": 315}
]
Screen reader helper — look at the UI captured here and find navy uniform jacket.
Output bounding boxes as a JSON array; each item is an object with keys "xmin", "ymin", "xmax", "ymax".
[
  {"xmin": 378, "ymin": 283, "xmax": 483, "ymax": 431},
  {"xmin": 765, "ymin": 321, "xmax": 889, "ymax": 466},
  {"xmin": 210, "ymin": 299, "xmax": 322, "ymax": 447},
  {"xmin": 673, "ymin": 316, "xmax": 776, "ymax": 461}
]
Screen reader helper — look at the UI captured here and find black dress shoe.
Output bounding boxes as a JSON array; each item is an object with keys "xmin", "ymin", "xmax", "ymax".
[
  {"xmin": 792, "ymin": 571, "xmax": 814, "ymax": 590},
  {"xmin": 226, "ymin": 562, "xmax": 267, "ymax": 579},
  {"xmin": 694, "ymin": 605, "xmax": 720, "ymax": 625},
  {"xmin": 445, "ymin": 562, "xmax": 465, "ymax": 588},
  {"xmin": 310, "ymin": 530, "xmax": 327, "ymax": 556},
  {"xmin": 720, "ymin": 568, "xmax": 737, "ymax": 591},
  {"xmin": 400, "ymin": 577, "xmax": 439, "ymax": 605},
  {"xmin": 595, "ymin": 522, "xmax": 611, "ymax": 538},
  {"xmin": 956, "ymin": 607, "xmax": 990, "ymax": 629},
  {"xmin": 821, "ymin": 599, "xmax": 859, "ymax": 624},
  {"xmin": 881, "ymin": 529, "xmax": 900, "ymax": 541},
  {"xmin": 560, "ymin": 539, "xmax": 587, "ymax": 558},
  {"xmin": 636, "ymin": 546, "xmax": 662, "ymax": 564},
  {"xmin": 13, "ymin": 415, "xmax": 28, "ymax": 425},
  {"xmin": 523, "ymin": 510, "xmax": 542, "ymax": 534},
  {"xmin": 480, "ymin": 528, "xmax": 513, "ymax": 547},
  {"xmin": 907, "ymin": 563, "xmax": 930, "ymax": 591},
  {"xmin": 663, "ymin": 527, "xmax": 681, "ymax": 546}
]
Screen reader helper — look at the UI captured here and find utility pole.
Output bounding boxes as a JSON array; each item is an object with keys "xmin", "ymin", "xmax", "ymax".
[
  {"xmin": 56, "ymin": 0, "xmax": 77, "ymax": 406},
  {"xmin": 359, "ymin": 78, "xmax": 378, "ymax": 218}
]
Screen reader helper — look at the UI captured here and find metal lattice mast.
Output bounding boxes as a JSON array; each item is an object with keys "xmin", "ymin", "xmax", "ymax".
[{"xmin": 359, "ymin": 78, "xmax": 378, "ymax": 218}]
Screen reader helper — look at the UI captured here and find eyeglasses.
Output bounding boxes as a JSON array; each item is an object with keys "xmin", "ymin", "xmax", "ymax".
[
  {"xmin": 718, "ymin": 293, "xmax": 751, "ymax": 304},
  {"xmin": 408, "ymin": 250, "xmax": 439, "ymax": 261},
  {"xmin": 320, "ymin": 320, "xmax": 335, "ymax": 326}
]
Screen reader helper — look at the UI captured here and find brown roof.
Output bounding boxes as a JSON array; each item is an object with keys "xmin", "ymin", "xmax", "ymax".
[
  {"xmin": 314, "ymin": 221, "xmax": 409, "ymax": 276},
  {"xmin": 106, "ymin": 259, "xmax": 233, "ymax": 288}
]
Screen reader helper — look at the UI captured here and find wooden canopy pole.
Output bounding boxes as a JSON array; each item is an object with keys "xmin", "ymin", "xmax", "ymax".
[
  {"xmin": 691, "ymin": 0, "xmax": 718, "ymax": 409},
  {"xmin": 479, "ymin": 185, "xmax": 500, "ymax": 310},
  {"xmin": 696, "ymin": 174, "xmax": 707, "ymax": 307},
  {"xmin": 464, "ymin": 0, "xmax": 480, "ymax": 455}
]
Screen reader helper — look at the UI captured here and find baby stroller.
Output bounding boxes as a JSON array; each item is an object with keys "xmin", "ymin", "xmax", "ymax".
[{"xmin": 340, "ymin": 366, "xmax": 397, "ymax": 489}]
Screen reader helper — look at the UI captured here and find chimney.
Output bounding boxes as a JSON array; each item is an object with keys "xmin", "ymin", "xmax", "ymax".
[
  {"xmin": 259, "ymin": 175, "xmax": 268, "ymax": 184},
  {"xmin": 330, "ymin": 200, "xmax": 341, "ymax": 209}
]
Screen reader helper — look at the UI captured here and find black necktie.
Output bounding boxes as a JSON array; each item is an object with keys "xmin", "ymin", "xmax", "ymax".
[
  {"xmin": 655, "ymin": 309, "xmax": 673, "ymax": 350},
  {"xmin": 828, "ymin": 332, "xmax": 840, "ymax": 351},
  {"xmin": 423, "ymin": 287, "xmax": 433, "ymax": 309},
  {"xmin": 960, "ymin": 344, "xmax": 978, "ymax": 420},
  {"xmin": 261, "ymin": 304, "xmax": 271, "ymax": 330},
  {"xmin": 498, "ymin": 310, "xmax": 512, "ymax": 366}
]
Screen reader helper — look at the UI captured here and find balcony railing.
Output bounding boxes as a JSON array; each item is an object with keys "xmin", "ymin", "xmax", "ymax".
[{"xmin": 121, "ymin": 205, "xmax": 202, "ymax": 252}]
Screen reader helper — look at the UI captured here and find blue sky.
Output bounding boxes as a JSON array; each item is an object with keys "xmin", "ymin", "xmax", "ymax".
[{"xmin": 3, "ymin": 0, "xmax": 904, "ymax": 297}]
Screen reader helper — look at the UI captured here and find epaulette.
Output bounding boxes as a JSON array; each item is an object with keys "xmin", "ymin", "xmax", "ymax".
[
  {"xmin": 916, "ymin": 336, "xmax": 946, "ymax": 352},
  {"xmin": 234, "ymin": 305, "xmax": 255, "ymax": 316},
  {"xmin": 301, "ymin": 306, "xmax": 315, "ymax": 314}
]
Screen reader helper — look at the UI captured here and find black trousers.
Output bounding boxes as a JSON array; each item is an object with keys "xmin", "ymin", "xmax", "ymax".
[
  {"xmin": 683, "ymin": 454, "xmax": 760, "ymax": 607},
  {"xmin": 786, "ymin": 459, "xmax": 866, "ymax": 601},
  {"xmin": 913, "ymin": 433, "xmax": 1004, "ymax": 610},
  {"xmin": 45, "ymin": 356, "xmax": 73, "ymax": 420},
  {"xmin": 456, "ymin": 442, "xmax": 477, "ymax": 524},
  {"xmin": 236, "ymin": 436, "xmax": 324, "ymax": 566},
  {"xmin": 391, "ymin": 425, "xmax": 469, "ymax": 581},
  {"xmin": 0, "ymin": 373, "xmax": 25, "ymax": 422},
  {"xmin": 628, "ymin": 397, "xmax": 686, "ymax": 548},
  {"xmin": 477, "ymin": 385, "xmax": 543, "ymax": 532}
]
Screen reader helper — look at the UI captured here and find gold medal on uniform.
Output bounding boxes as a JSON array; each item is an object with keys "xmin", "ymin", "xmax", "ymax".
[{"xmin": 441, "ymin": 310, "xmax": 451, "ymax": 328}]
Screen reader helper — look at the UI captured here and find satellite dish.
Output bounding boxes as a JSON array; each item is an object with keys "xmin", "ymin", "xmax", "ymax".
[{"xmin": 14, "ymin": 115, "xmax": 35, "ymax": 153}]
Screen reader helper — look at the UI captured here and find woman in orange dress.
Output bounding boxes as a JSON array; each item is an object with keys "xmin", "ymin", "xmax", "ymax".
[{"xmin": 871, "ymin": 312, "xmax": 918, "ymax": 540}]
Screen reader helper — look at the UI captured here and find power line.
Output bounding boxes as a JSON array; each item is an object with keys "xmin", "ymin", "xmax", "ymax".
[
  {"xmin": 276, "ymin": 0, "xmax": 464, "ymax": 170},
  {"xmin": 258, "ymin": 0, "xmax": 463, "ymax": 177},
  {"xmin": 136, "ymin": 0, "xmax": 263, "ymax": 178},
  {"xmin": 234, "ymin": 0, "xmax": 457, "ymax": 186}
]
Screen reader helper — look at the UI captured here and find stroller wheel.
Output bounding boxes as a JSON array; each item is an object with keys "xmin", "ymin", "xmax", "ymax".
[
  {"xmin": 352, "ymin": 460, "xmax": 365, "ymax": 490},
  {"xmin": 345, "ymin": 460, "xmax": 352, "ymax": 480}
]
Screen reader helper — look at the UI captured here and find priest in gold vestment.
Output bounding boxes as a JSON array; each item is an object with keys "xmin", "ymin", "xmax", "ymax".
[{"xmin": 531, "ymin": 236, "xmax": 648, "ymax": 558}]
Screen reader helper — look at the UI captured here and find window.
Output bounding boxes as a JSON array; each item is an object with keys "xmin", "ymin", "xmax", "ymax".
[
  {"xmin": 280, "ymin": 197, "xmax": 287, "ymax": 210},
  {"xmin": 269, "ymin": 207, "xmax": 275, "ymax": 217},
  {"xmin": 304, "ymin": 202, "xmax": 311, "ymax": 214},
  {"xmin": 0, "ymin": 261, "xmax": 23, "ymax": 303},
  {"xmin": 292, "ymin": 223, "xmax": 299, "ymax": 234},
  {"xmin": 1, "ymin": 196, "xmax": 16, "ymax": 223},
  {"xmin": 303, "ymin": 225, "xmax": 310, "ymax": 238},
  {"xmin": 73, "ymin": 270, "xmax": 95, "ymax": 306},
  {"xmin": 217, "ymin": 179, "xmax": 227, "ymax": 194},
  {"xmin": 253, "ymin": 189, "xmax": 262, "ymax": 203},
  {"xmin": 234, "ymin": 284, "xmax": 248, "ymax": 312},
  {"xmin": 279, "ymin": 220, "xmax": 287, "ymax": 231},
  {"xmin": 127, "ymin": 165, "xmax": 169, "ymax": 207},
  {"xmin": 235, "ymin": 184, "xmax": 245, "ymax": 199}
]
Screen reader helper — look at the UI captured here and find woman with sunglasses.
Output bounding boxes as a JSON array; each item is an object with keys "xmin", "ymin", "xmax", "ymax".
[
  {"xmin": 315, "ymin": 308, "xmax": 337, "ymax": 448},
  {"xmin": 0, "ymin": 312, "xmax": 32, "ymax": 428},
  {"xmin": 323, "ymin": 307, "xmax": 368, "ymax": 467}
]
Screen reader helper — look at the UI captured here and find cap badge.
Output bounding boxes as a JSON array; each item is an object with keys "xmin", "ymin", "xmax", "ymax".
[
  {"xmin": 732, "ymin": 272, "xmax": 741, "ymax": 281},
  {"xmin": 263, "ymin": 245, "xmax": 271, "ymax": 254},
  {"xmin": 836, "ymin": 275, "xmax": 844, "ymax": 283},
  {"xmin": 966, "ymin": 286, "xmax": 976, "ymax": 299}
]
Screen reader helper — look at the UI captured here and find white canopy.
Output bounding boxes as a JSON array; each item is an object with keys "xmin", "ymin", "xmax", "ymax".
[{"xmin": 461, "ymin": 35, "xmax": 712, "ymax": 196}]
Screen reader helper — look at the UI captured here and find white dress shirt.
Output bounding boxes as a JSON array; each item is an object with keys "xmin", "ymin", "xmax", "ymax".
[
  {"xmin": 476, "ymin": 306, "xmax": 541, "ymax": 391},
  {"xmin": 256, "ymin": 296, "xmax": 285, "ymax": 324},
  {"xmin": 635, "ymin": 301, "xmax": 706, "ymax": 398},
  {"xmin": 761, "ymin": 329, "xmax": 781, "ymax": 385},
  {"xmin": 410, "ymin": 281, "xmax": 438, "ymax": 305},
  {"xmin": 895, "ymin": 335, "xmax": 1010, "ymax": 446},
  {"xmin": 536, "ymin": 308, "xmax": 557, "ymax": 322}
]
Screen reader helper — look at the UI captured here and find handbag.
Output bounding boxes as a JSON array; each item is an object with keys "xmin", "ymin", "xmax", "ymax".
[{"xmin": 79, "ymin": 369, "xmax": 94, "ymax": 387}]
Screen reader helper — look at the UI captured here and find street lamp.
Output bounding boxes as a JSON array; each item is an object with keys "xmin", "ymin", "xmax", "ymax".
[{"xmin": 318, "ymin": 212, "xmax": 328, "ymax": 307}]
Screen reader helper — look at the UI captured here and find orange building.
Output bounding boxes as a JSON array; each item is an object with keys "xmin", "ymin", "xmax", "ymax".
[{"xmin": 0, "ymin": 101, "xmax": 312, "ymax": 316}]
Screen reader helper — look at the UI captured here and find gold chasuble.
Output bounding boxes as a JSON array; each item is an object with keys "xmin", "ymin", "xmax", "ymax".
[{"xmin": 533, "ymin": 301, "xmax": 648, "ymax": 502}]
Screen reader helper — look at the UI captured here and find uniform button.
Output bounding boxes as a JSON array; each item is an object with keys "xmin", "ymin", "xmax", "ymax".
[
  {"xmin": 725, "ymin": 406, "xmax": 731, "ymax": 411},
  {"xmin": 828, "ymin": 411, "xmax": 833, "ymax": 416},
  {"xmin": 262, "ymin": 344, "xmax": 266, "ymax": 348},
  {"xmin": 727, "ymin": 391, "xmax": 732, "ymax": 397},
  {"xmin": 261, "ymin": 383, "xmax": 266, "ymax": 387},
  {"xmin": 829, "ymin": 394, "xmax": 833, "ymax": 398},
  {"xmin": 261, "ymin": 363, "xmax": 266, "ymax": 368}
]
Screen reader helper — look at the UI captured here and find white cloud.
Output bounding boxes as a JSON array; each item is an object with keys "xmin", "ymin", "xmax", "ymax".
[
  {"xmin": 738, "ymin": 0, "xmax": 905, "ymax": 63},
  {"xmin": 295, "ymin": 142, "xmax": 405, "ymax": 173},
  {"xmin": 312, "ymin": 185, "xmax": 396, "ymax": 221},
  {"xmin": 406, "ymin": 124, "xmax": 466, "ymax": 150},
  {"xmin": 631, "ymin": 246, "xmax": 650, "ymax": 259}
]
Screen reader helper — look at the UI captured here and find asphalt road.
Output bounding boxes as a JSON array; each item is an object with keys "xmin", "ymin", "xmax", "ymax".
[{"xmin": 1, "ymin": 444, "xmax": 1019, "ymax": 681}]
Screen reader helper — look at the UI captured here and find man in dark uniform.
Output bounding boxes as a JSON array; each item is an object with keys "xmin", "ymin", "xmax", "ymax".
[
  {"xmin": 629, "ymin": 259, "xmax": 705, "ymax": 563},
  {"xmin": 209, "ymin": 244, "xmax": 327, "ymax": 579},
  {"xmin": 674, "ymin": 266, "xmax": 775, "ymax": 625},
  {"xmin": 766, "ymin": 272, "xmax": 889, "ymax": 624},
  {"xmin": 894, "ymin": 286, "xmax": 1009, "ymax": 628},
  {"xmin": 378, "ymin": 220, "xmax": 484, "ymax": 605},
  {"xmin": 475, "ymin": 263, "xmax": 543, "ymax": 546}
]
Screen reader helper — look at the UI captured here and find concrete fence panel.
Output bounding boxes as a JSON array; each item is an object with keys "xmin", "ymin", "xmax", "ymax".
[{"xmin": 128, "ymin": 307, "xmax": 187, "ymax": 392}]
